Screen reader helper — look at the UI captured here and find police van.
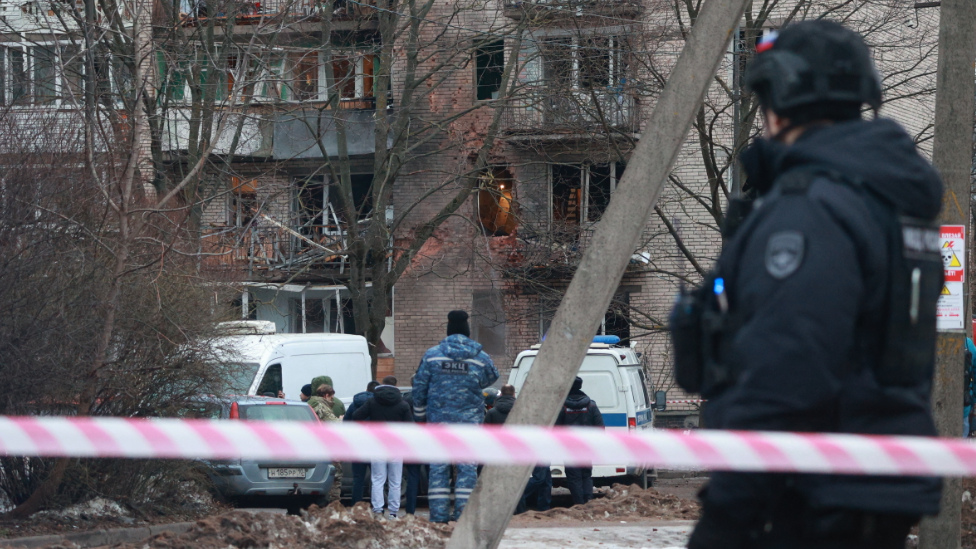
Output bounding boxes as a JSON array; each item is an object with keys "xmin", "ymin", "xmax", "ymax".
[{"xmin": 507, "ymin": 336, "xmax": 656, "ymax": 488}]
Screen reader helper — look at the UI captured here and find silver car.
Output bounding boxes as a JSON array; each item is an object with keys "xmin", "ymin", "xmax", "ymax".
[{"xmin": 185, "ymin": 396, "xmax": 335, "ymax": 512}]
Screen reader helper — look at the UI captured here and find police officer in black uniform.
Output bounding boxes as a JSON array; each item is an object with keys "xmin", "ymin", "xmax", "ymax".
[{"xmin": 671, "ymin": 20, "xmax": 944, "ymax": 549}]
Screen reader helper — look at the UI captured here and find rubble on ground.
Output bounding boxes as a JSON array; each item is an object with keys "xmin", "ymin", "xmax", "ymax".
[
  {"xmin": 106, "ymin": 502, "xmax": 453, "ymax": 549},
  {"xmin": 513, "ymin": 484, "xmax": 700, "ymax": 523}
]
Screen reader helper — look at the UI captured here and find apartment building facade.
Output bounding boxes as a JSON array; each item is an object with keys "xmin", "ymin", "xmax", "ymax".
[{"xmin": 1, "ymin": 0, "xmax": 941, "ymax": 426}]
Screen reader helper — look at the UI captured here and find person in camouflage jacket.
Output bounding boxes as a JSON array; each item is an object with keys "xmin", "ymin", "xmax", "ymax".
[{"xmin": 308, "ymin": 384, "xmax": 339, "ymax": 422}]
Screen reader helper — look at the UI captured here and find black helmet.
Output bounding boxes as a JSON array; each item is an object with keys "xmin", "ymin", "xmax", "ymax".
[
  {"xmin": 745, "ymin": 20, "xmax": 882, "ymax": 122},
  {"xmin": 483, "ymin": 387, "xmax": 500, "ymax": 406}
]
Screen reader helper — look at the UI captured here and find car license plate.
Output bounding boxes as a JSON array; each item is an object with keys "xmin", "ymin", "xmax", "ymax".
[{"xmin": 268, "ymin": 468, "xmax": 306, "ymax": 479}]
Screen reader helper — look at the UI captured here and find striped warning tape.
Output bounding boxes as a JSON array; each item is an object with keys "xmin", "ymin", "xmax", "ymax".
[{"xmin": 0, "ymin": 416, "xmax": 972, "ymax": 476}]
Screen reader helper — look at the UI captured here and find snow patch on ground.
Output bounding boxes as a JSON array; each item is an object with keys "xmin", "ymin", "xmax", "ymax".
[
  {"xmin": 34, "ymin": 498, "xmax": 128, "ymax": 520},
  {"xmin": 499, "ymin": 525, "xmax": 693, "ymax": 549}
]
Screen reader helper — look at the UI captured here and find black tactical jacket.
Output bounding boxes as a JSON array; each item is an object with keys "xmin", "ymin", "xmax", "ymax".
[{"xmin": 700, "ymin": 118, "xmax": 944, "ymax": 526}]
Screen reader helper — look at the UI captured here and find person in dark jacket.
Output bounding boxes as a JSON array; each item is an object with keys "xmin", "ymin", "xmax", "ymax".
[
  {"xmin": 353, "ymin": 376, "xmax": 412, "ymax": 517},
  {"xmin": 680, "ymin": 21, "xmax": 943, "ymax": 549},
  {"xmin": 484, "ymin": 385, "xmax": 515, "ymax": 425},
  {"xmin": 555, "ymin": 377, "xmax": 604, "ymax": 505},
  {"xmin": 401, "ymin": 379, "xmax": 427, "ymax": 515},
  {"xmin": 484, "ymin": 385, "xmax": 552, "ymax": 513},
  {"xmin": 343, "ymin": 380, "xmax": 377, "ymax": 507}
]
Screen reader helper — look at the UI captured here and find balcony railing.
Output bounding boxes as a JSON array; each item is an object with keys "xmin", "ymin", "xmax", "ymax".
[
  {"xmin": 500, "ymin": 222, "xmax": 653, "ymax": 279},
  {"xmin": 183, "ymin": 0, "xmax": 376, "ymax": 23},
  {"xmin": 201, "ymin": 215, "xmax": 369, "ymax": 277},
  {"xmin": 502, "ymin": 89, "xmax": 640, "ymax": 136},
  {"xmin": 502, "ymin": 0, "xmax": 641, "ymax": 18}
]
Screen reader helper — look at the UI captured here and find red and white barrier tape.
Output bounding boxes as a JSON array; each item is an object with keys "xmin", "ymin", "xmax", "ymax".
[
  {"xmin": 0, "ymin": 416, "xmax": 974, "ymax": 476},
  {"xmin": 662, "ymin": 399, "xmax": 707, "ymax": 404}
]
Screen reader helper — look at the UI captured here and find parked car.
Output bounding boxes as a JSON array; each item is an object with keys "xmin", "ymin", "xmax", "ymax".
[
  {"xmin": 212, "ymin": 320, "xmax": 372, "ymax": 407},
  {"xmin": 508, "ymin": 335, "xmax": 656, "ymax": 488},
  {"xmin": 183, "ymin": 395, "xmax": 335, "ymax": 513}
]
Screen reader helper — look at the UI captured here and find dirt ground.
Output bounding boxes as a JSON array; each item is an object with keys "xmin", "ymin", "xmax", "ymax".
[
  {"xmin": 63, "ymin": 483, "xmax": 702, "ymax": 549},
  {"xmin": 510, "ymin": 483, "xmax": 700, "ymax": 526},
  {"xmin": 0, "ymin": 499, "xmax": 224, "ymax": 540}
]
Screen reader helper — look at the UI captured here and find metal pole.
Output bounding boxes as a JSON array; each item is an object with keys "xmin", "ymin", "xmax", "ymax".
[
  {"xmin": 918, "ymin": 1, "xmax": 976, "ymax": 548},
  {"xmin": 445, "ymin": 1, "xmax": 749, "ymax": 547}
]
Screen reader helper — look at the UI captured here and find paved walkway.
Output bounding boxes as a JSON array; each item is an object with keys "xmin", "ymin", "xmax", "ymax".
[{"xmin": 500, "ymin": 521, "xmax": 694, "ymax": 549}]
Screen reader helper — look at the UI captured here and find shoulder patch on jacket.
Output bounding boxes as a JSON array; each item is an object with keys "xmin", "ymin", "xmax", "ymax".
[{"xmin": 765, "ymin": 231, "xmax": 805, "ymax": 279}]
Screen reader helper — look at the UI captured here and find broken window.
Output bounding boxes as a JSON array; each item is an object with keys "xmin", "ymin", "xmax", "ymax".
[
  {"xmin": 229, "ymin": 177, "xmax": 259, "ymax": 227},
  {"xmin": 551, "ymin": 162, "xmax": 624, "ymax": 225},
  {"xmin": 551, "ymin": 164, "xmax": 582, "ymax": 225},
  {"xmin": 478, "ymin": 167, "xmax": 517, "ymax": 236},
  {"xmin": 541, "ymin": 35, "xmax": 627, "ymax": 90},
  {"xmin": 290, "ymin": 50, "xmax": 320, "ymax": 101},
  {"xmin": 475, "ymin": 39, "xmax": 504, "ymax": 101},
  {"xmin": 295, "ymin": 174, "xmax": 374, "ymax": 238},
  {"xmin": 331, "ymin": 52, "xmax": 377, "ymax": 100},
  {"xmin": 291, "ymin": 298, "xmax": 327, "ymax": 333},
  {"xmin": 541, "ymin": 38, "xmax": 572, "ymax": 89}
]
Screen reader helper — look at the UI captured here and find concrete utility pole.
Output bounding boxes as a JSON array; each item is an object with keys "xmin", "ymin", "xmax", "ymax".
[
  {"xmin": 445, "ymin": 1, "xmax": 749, "ymax": 548},
  {"xmin": 918, "ymin": 1, "xmax": 976, "ymax": 549}
]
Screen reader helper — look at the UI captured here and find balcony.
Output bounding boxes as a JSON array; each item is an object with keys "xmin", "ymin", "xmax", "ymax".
[
  {"xmin": 501, "ymin": 222, "xmax": 653, "ymax": 279},
  {"xmin": 180, "ymin": 0, "xmax": 377, "ymax": 24},
  {"xmin": 201, "ymin": 215, "xmax": 368, "ymax": 278},
  {"xmin": 502, "ymin": 89, "xmax": 640, "ymax": 138},
  {"xmin": 502, "ymin": 0, "xmax": 641, "ymax": 19}
]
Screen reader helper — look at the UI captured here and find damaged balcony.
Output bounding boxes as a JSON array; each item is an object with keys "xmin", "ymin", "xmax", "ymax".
[
  {"xmin": 201, "ymin": 215, "xmax": 371, "ymax": 278},
  {"xmin": 502, "ymin": 90, "xmax": 640, "ymax": 138},
  {"xmin": 499, "ymin": 222, "xmax": 653, "ymax": 280},
  {"xmin": 178, "ymin": 0, "xmax": 379, "ymax": 25},
  {"xmin": 202, "ymin": 173, "xmax": 385, "ymax": 280},
  {"xmin": 502, "ymin": 0, "xmax": 641, "ymax": 20}
]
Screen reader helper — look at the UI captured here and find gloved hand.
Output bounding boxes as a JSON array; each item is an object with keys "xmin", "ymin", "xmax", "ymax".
[{"xmin": 687, "ymin": 503, "xmax": 751, "ymax": 549}]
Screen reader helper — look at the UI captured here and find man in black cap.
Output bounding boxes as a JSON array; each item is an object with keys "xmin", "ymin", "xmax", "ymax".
[
  {"xmin": 412, "ymin": 310, "xmax": 498, "ymax": 523},
  {"xmin": 670, "ymin": 20, "xmax": 943, "ymax": 549},
  {"xmin": 555, "ymin": 376, "xmax": 604, "ymax": 505}
]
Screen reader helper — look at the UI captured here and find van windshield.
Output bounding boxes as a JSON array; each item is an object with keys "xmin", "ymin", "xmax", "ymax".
[{"xmin": 224, "ymin": 363, "xmax": 261, "ymax": 394}]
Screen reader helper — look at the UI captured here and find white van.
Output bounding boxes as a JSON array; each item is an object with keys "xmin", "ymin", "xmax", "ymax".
[
  {"xmin": 508, "ymin": 336, "xmax": 655, "ymax": 488},
  {"xmin": 214, "ymin": 321, "xmax": 372, "ymax": 405}
]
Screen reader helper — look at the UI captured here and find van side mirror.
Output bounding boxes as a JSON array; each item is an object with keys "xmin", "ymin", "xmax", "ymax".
[{"xmin": 654, "ymin": 390, "xmax": 667, "ymax": 412}]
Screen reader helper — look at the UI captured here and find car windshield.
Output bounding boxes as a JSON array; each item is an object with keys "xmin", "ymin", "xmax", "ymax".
[{"xmin": 239, "ymin": 404, "xmax": 317, "ymax": 422}]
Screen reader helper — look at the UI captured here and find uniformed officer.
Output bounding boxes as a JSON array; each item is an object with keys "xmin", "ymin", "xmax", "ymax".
[
  {"xmin": 673, "ymin": 20, "xmax": 944, "ymax": 548},
  {"xmin": 412, "ymin": 310, "xmax": 499, "ymax": 523}
]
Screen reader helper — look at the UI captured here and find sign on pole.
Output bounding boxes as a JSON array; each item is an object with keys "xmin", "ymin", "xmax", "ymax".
[{"xmin": 937, "ymin": 225, "xmax": 966, "ymax": 332}]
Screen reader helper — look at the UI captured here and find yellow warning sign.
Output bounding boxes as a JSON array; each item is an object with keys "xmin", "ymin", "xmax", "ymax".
[
  {"xmin": 942, "ymin": 285, "xmax": 951, "ymax": 295},
  {"xmin": 943, "ymin": 242, "xmax": 963, "ymax": 268}
]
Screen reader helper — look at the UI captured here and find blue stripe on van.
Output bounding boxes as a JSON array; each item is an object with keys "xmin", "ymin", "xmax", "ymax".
[
  {"xmin": 636, "ymin": 409, "xmax": 652, "ymax": 426},
  {"xmin": 602, "ymin": 413, "xmax": 627, "ymax": 427}
]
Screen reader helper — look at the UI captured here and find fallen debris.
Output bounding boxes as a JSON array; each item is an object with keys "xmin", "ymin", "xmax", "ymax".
[
  {"xmin": 106, "ymin": 502, "xmax": 453, "ymax": 549},
  {"xmin": 513, "ymin": 484, "xmax": 700, "ymax": 524}
]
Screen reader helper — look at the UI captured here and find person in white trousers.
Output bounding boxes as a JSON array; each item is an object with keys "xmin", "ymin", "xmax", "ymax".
[
  {"xmin": 351, "ymin": 376, "xmax": 413, "ymax": 518},
  {"xmin": 370, "ymin": 459, "xmax": 403, "ymax": 517}
]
